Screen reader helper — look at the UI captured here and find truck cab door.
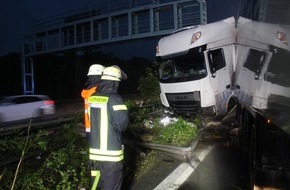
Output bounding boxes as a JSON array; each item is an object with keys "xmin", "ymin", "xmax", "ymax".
[
  {"xmin": 205, "ymin": 46, "xmax": 234, "ymax": 115},
  {"xmin": 251, "ymin": 50, "xmax": 271, "ymax": 109},
  {"xmin": 235, "ymin": 48, "xmax": 270, "ymax": 109}
]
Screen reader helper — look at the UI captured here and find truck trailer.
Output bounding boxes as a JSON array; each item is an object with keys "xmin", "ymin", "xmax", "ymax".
[{"xmin": 235, "ymin": 17, "xmax": 290, "ymax": 189}]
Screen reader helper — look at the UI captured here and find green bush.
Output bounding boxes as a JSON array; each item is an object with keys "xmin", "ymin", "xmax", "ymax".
[
  {"xmin": 153, "ymin": 117, "xmax": 199, "ymax": 146},
  {"xmin": 0, "ymin": 121, "xmax": 90, "ymax": 190},
  {"xmin": 126, "ymin": 116, "xmax": 200, "ymax": 147},
  {"xmin": 125, "ymin": 100, "xmax": 152, "ymax": 124},
  {"xmin": 137, "ymin": 67, "xmax": 160, "ymax": 103}
]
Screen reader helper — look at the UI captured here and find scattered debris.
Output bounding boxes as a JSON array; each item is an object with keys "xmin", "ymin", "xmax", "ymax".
[
  {"xmin": 143, "ymin": 119, "xmax": 154, "ymax": 129},
  {"xmin": 159, "ymin": 116, "xmax": 178, "ymax": 126}
]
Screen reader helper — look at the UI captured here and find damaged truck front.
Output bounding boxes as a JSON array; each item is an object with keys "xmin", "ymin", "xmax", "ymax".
[{"xmin": 155, "ymin": 17, "xmax": 236, "ymax": 116}]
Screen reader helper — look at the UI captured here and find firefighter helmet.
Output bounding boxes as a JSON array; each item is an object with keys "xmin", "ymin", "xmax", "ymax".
[
  {"xmin": 87, "ymin": 64, "xmax": 105, "ymax": 76},
  {"xmin": 101, "ymin": 65, "xmax": 127, "ymax": 81}
]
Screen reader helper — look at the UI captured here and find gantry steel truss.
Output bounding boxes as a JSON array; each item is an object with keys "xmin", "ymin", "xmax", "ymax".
[{"xmin": 22, "ymin": 0, "xmax": 207, "ymax": 94}]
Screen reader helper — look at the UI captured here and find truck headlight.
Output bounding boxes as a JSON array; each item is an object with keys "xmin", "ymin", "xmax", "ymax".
[{"xmin": 191, "ymin": 32, "xmax": 201, "ymax": 44}]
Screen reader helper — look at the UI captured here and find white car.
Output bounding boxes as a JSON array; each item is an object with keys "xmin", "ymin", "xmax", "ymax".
[{"xmin": 0, "ymin": 95, "xmax": 55, "ymax": 123}]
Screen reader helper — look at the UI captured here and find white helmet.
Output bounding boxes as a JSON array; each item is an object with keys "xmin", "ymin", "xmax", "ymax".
[
  {"xmin": 87, "ymin": 64, "xmax": 105, "ymax": 76},
  {"xmin": 101, "ymin": 65, "xmax": 127, "ymax": 81}
]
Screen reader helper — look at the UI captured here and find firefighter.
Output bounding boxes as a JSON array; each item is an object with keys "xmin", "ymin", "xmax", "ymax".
[
  {"xmin": 88, "ymin": 65, "xmax": 129, "ymax": 190},
  {"xmin": 81, "ymin": 64, "xmax": 105, "ymax": 139}
]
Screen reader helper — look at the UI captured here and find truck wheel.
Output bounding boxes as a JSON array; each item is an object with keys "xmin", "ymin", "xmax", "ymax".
[{"xmin": 226, "ymin": 96, "xmax": 237, "ymax": 114}]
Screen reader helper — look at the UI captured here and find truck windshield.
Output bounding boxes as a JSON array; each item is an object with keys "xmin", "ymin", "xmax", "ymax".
[{"xmin": 157, "ymin": 47, "xmax": 207, "ymax": 83}]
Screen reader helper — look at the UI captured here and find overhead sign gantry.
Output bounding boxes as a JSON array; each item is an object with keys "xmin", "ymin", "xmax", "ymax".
[{"xmin": 22, "ymin": 0, "xmax": 207, "ymax": 94}]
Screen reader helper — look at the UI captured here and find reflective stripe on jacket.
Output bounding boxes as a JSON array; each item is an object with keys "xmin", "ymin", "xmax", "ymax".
[
  {"xmin": 88, "ymin": 93, "xmax": 129, "ymax": 162},
  {"xmin": 81, "ymin": 86, "xmax": 97, "ymax": 132}
]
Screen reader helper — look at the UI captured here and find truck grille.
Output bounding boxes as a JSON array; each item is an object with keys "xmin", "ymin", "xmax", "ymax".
[{"xmin": 166, "ymin": 92, "xmax": 201, "ymax": 115}]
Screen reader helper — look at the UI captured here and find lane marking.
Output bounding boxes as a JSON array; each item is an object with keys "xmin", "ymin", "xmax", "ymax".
[{"xmin": 153, "ymin": 146, "xmax": 213, "ymax": 190}]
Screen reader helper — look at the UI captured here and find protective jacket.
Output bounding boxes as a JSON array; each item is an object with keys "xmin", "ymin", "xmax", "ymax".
[
  {"xmin": 81, "ymin": 87, "xmax": 97, "ymax": 132},
  {"xmin": 81, "ymin": 75, "xmax": 102, "ymax": 132},
  {"xmin": 88, "ymin": 80, "xmax": 129, "ymax": 162}
]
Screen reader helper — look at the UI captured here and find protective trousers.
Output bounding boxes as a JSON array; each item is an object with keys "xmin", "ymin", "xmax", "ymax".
[
  {"xmin": 90, "ymin": 161, "xmax": 123, "ymax": 190},
  {"xmin": 90, "ymin": 161, "xmax": 100, "ymax": 190}
]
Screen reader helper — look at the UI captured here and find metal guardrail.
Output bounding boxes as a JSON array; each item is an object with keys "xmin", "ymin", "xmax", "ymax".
[
  {"xmin": 0, "ymin": 113, "xmax": 77, "ymax": 136},
  {"xmin": 124, "ymin": 128, "xmax": 203, "ymax": 167}
]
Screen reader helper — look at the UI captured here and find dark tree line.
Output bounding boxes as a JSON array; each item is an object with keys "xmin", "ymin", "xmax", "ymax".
[
  {"xmin": 0, "ymin": 53, "xmax": 22, "ymax": 96},
  {"xmin": 0, "ymin": 50, "xmax": 152, "ymax": 101}
]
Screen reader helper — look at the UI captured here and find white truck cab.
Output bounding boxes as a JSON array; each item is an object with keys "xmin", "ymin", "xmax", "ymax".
[{"xmin": 156, "ymin": 17, "xmax": 236, "ymax": 115}]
